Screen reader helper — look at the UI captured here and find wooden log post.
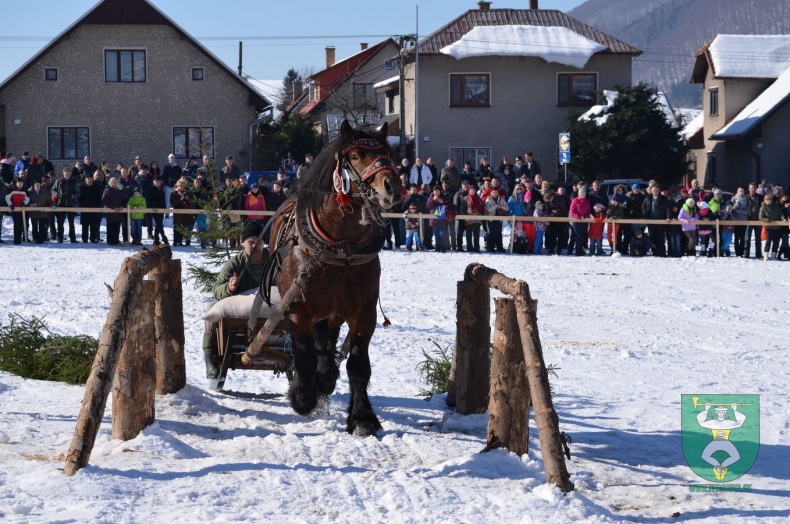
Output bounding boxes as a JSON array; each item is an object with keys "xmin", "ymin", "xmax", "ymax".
[
  {"xmin": 150, "ymin": 259, "xmax": 186, "ymax": 394},
  {"xmin": 64, "ymin": 246, "xmax": 171, "ymax": 476},
  {"xmin": 112, "ymin": 280, "xmax": 157, "ymax": 440},
  {"xmin": 450, "ymin": 279, "xmax": 490, "ymax": 414},
  {"xmin": 464, "ymin": 263, "xmax": 574, "ymax": 493},
  {"xmin": 487, "ymin": 297, "xmax": 530, "ymax": 456}
]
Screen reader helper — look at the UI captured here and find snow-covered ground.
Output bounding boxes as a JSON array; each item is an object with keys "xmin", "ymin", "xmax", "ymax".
[{"xmin": 1, "ymin": 218, "xmax": 789, "ymax": 523}]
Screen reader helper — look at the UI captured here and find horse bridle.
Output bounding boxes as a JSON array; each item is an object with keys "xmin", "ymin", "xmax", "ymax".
[{"xmin": 334, "ymin": 137, "xmax": 396, "ymax": 209}]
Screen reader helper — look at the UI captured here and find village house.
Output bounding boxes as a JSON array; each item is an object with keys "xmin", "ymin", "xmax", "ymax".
[
  {"xmin": 688, "ymin": 34, "xmax": 790, "ymax": 189},
  {"xmin": 400, "ymin": 0, "xmax": 640, "ymax": 179},
  {"xmin": 0, "ymin": 0, "xmax": 270, "ymax": 174},
  {"xmin": 282, "ymin": 39, "xmax": 401, "ymax": 143}
]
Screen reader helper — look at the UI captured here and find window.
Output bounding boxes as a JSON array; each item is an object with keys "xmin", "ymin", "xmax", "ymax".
[
  {"xmin": 450, "ymin": 74, "xmax": 490, "ymax": 107},
  {"xmin": 192, "ymin": 68, "xmax": 204, "ymax": 81},
  {"xmin": 352, "ymin": 83, "xmax": 376, "ymax": 109},
  {"xmin": 709, "ymin": 87, "xmax": 719, "ymax": 117},
  {"xmin": 48, "ymin": 127, "xmax": 90, "ymax": 160},
  {"xmin": 557, "ymin": 73, "xmax": 597, "ymax": 106},
  {"xmin": 105, "ymin": 50, "xmax": 146, "ymax": 83},
  {"xmin": 705, "ymin": 153, "xmax": 717, "ymax": 185},
  {"xmin": 45, "ymin": 68, "xmax": 58, "ymax": 81},
  {"xmin": 173, "ymin": 126, "xmax": 214, "ymax": 159},
  {"xmin": 326, "ymin": 113, "xmax": 379, "ymax": 141},
  {"xmin": 449, "ymin": 147, "xmax": 491, "ymax": 169}
]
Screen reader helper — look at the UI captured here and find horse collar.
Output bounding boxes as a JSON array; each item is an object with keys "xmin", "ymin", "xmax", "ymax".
[{"xmin": 294, "ymin": 198, "xmax": 383, "ymax": 266}]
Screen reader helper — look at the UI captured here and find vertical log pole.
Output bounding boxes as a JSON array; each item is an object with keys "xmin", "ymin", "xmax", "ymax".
[
  {"xmin": 487, "ymin": 298, "xmax": 530, "ymax": 456},
  {"xmin": 63, "ymin": 246, "xmax": 170, "ymax": 476},
  {"xmin": 150, "ymin": 260, "xmax": 186, "ymax": 394},
  {"xmin": 513, "ymin": 287, "xmax": 574, "ymax": 493},
  {"xmin": 451, "ymin": 279, "xmax": 490, "ymax": 414},
  {"xmin": 112, "ymin": 281, "xmax": 157, "ymax": 440},
  {"xmin": 464, "ymin": 263, "xmax": 573, "ymax": 493}
]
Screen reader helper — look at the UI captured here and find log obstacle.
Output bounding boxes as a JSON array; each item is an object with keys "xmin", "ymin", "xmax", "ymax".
[
  {"xmin": 453, "ymin": 262, "xmax": 573, "ymax": 493},
  {"xmin": 64, "ymin": 246, "xmax": 184, "ymax": 476}
]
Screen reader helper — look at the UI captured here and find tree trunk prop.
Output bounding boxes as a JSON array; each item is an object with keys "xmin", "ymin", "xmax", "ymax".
[
  {"xmin": 64, "ymin": 246, "xmax": 171, "ymax": 476},
  {"xmin": 450, "ymin": 280, "xmax": 490, "ymax": 413},
  {"xmin": 112, "ymin": 280, "xmax": 156, "ymax": 440},
  {"xmin": 150, "ymin": 260, "xmax": 186, "ymax": 394},
  {"xmin": 463, "ymin": 262, "xmax": 573, "ymax": 493},
  {"xmin": 487, "ymin": 297, "xmax": 530, "ymax": 456}
]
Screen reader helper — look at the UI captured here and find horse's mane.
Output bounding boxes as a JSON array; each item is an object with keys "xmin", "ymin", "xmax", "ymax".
[{"xmin": 294, "ymin": 124, "xmax": 392, "ymax": 211}]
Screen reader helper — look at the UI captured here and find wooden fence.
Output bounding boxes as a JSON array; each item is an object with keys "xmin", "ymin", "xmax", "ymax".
[
  {"xmin": 63, "ymin": 245, "xmax": 184, "ymax": 476},
  {"xmin": 450, "ymin": 263, "xmax": 574, "ymax": 493}
]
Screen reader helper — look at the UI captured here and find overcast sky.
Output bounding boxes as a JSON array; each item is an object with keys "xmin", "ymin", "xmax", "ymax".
[{"xmin": 0, "ymin": 0, "xmax": 586, "ymax": 101}]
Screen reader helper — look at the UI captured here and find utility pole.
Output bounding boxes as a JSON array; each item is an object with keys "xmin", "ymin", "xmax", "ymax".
[{"xmin": 396, "ymin": 34, "xmax": 416, "ymax": 162}]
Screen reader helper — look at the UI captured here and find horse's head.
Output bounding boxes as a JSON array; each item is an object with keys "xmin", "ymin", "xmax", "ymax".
[{"xmin": 339, "ymin": 120, "xmax": 402, "ymax": 210}]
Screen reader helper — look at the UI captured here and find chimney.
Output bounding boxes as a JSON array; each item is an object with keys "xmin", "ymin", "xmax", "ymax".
[
  {"xmin": 292, "ymin": 80, "xmax": 303, "ymax": 102},
  {"xmin": 529, "ymin": 0, "xmax": 538, "ymax": 8},
  {"xmin": 325, "ymin": 46, "xmax": 336, "ymax": 68},
  {"xmin": 478, "ymin": 1, "xmax": 491, "ymax": 10},
  {"xmin": 360, "ymin": 42, "xmax": 368, "ymax": 51}
]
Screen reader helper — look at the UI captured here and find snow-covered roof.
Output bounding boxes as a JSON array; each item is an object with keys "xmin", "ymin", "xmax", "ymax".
[
  {"xmin": 709, "ymin": 35, "xmax": 790, "ymax": 78},
  {"xmin": 373, "ymin": 75, "xmax": 399, "ymax": 89},
  {"xmin": 682, "ymin": 111, "xmax": 704, "ymax": 141},
  {"xmin": 440, "ymin": 25, "xmax": 606, "ymax": 69},
  {"xmin": 654, "ymin": 92, "xmax": 679, "ymax": 128},
  {"xmin": 712, "ymin": 65, "xmax": 790, "ymax": 139}
]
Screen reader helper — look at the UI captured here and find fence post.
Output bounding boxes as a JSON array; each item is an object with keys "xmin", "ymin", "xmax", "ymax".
[
  {"xmin": 112, "ymin": 280, "xmax": 157, "ymax": 440},
  {"xmin": 488, "ymin": 297, "xmax": 530, "ymax": 455},
  {"xmin": 450, "ymin": 279, "xmax": 490, "ymax": 413},
  {"xmin": 126, "ymin": 207, "xmax": 132, "ymax": 245},
  {"xmin": 611, "ymin": 219, "xmax": 617, "ymax": 255},
  {"xmin": 716, "ymin": 219, "xmax": 720, "ymax": 257},
  {"xmin": 21, "ymin": 208, "xmax": 28, "ymax": 243}
]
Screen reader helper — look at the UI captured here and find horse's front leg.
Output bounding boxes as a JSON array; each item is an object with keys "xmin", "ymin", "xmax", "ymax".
[
  {"xmin": 344, "ymin": 304, "xmax": 382, "ymax": 436},
  {"xmin": 287, "ymin": 308, "xmax": 319, "ymax": 416},
  {"xmin": 314, "ymin": 317, "xmax": 342, "ymax": 395}
]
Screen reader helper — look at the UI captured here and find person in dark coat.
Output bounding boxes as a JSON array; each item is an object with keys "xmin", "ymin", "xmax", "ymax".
[
  {"xmin": 26, "ymin": 181, "xmax": 52, "ymax": 244},
  {"xmin": 170, "ymin": 180, "xmax": 194, "ymax": 246},
  {"xmin": 102, "ymin": 177, "xmax": 128, "ymax": 246},
  {"xmin": 640, "ymin": 185, "xmax": 672, "ymax": 256},
  {"xmin": 148, "ymin": 177, "xmax": 168, "ymax": 245},
  {"xmin": 51, "ymin": 166, "xmax": 81, "ymax": 243},
  {"xmin": 79, "ymin": 173, "xmax": 103, "ymax": 243}
]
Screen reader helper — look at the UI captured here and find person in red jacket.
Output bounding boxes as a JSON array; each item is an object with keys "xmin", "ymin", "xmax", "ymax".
[
  {"xmin": 569, "ymin": 186, "xmax": 591, "ymax": 256},
  {"xmin": 5, "ymin": 178, "xmax": 30, "ymax": 244}
]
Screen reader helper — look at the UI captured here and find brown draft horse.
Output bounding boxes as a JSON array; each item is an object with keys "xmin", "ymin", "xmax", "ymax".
[{"xmin": 266, "ymin": 120, "xmax": 401, "ymax": 436}]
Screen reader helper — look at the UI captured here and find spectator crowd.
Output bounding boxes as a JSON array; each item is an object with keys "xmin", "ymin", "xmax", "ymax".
[
  {"xmin": 1, "ymin": 150, "xmax": 304, "ymax": 248},
  {"xmin": 3, "ymin": 149, "xmax": 789, "ymax": 261}
]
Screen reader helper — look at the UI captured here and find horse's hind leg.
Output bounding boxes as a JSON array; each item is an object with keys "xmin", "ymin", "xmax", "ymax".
[
  {"xmin": 287, "ymin": 318, "xmax": 319, "ymax": 416},
  {"xmin": 345, "ymin": 310, "xmax": 382, "ymax": 436},
  {"xmin": 314, "ymin": 318, "xmax": 341, "ymax": 395}
]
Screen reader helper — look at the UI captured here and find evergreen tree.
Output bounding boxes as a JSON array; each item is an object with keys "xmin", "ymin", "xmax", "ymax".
[
  {"xmin": 563, "ymin": 83, "xmax": 689, "ymax": 186},
  {"xmin": 278, "ymin": 68, "xmax": 301, "ymax": 112},
  {"xmin": 254, "ymin": 114, "xmax": 323, "ymax": 170}
]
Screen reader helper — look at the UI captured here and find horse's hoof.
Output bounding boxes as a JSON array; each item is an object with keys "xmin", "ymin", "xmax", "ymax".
[
  {"xmin": 288, "ymin": 386, "xmax": 318, "ymax": 415},
  {"xmin": 347, "ymin": 418, "xmax": 382, "ymax": 437}
]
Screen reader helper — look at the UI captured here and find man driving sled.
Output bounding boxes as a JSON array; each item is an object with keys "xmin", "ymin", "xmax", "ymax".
[{"xmin": 203, "ymin": 220, "xmax": 268, "ymax": 381}]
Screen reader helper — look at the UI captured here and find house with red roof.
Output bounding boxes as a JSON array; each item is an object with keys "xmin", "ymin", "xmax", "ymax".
[{"xmin": 282, "ymin": 39, "xmax": 400, "ymax": 142}]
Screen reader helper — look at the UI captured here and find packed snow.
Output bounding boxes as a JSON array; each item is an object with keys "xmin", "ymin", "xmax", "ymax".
[
  {"xmin": 708, "ymin": 35, "xmax": 790, "ymax": 79},
  {"xmin": 440, "ymin": 25, "xmax": 606, "ymax": 69},
  {"xmin": 1, "ymin": 218, "xmax": 789, "ymax": 523}
]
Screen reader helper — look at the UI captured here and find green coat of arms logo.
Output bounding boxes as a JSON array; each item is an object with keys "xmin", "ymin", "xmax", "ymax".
[{"xmin": 682, "ymin": 394, "xmax": 759, "ymax": 482}]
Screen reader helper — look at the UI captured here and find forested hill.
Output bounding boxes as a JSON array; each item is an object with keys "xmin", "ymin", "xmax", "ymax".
[{"xmin": 568, "ymin": 0, "xmax": 790, "ymax": 108}]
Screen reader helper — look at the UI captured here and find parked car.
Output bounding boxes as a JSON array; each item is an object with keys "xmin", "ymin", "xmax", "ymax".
[{"xmin": 598, "ymin": 179, "xmax": 650, "ymax": 197}]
